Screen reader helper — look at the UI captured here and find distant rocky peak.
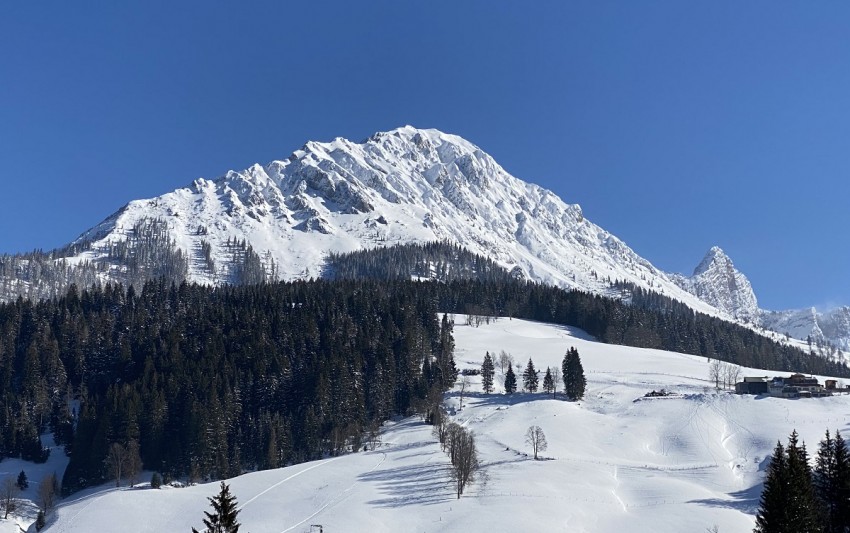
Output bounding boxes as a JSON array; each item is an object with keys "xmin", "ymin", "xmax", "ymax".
[
  {"xmin": 674, "ymin": 246, "xmax": 760, "ymax": 324},
  {"xmin": 693, "ymin": 246, "xmax": 733, "ymax": 276}
]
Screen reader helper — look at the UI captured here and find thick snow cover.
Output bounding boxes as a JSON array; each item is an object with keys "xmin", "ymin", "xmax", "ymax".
[
  {"xmin": 38, "ymin": 317, "xmax": 850, "ymax": 533},
  {"xmin": 57, "ymin": 125, "xmax": 849, "ymax": 349}
]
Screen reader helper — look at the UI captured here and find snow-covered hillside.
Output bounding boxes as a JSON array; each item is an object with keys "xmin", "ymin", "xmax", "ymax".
[{"xmin": 40, "ymin": 317, "xmax": 850, "ymax": 533}]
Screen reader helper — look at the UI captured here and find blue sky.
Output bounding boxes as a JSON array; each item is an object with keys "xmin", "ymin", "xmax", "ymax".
[{"xmin": 1, "ymin": 1, "xmax": 848, "ymax": 310}]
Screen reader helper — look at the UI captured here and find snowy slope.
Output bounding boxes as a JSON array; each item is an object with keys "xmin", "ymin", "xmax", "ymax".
[
  {"xmin": 68, "ymin": 126, "xmax": 719, "ymax": 314},
  {"xmin": 41, "ymin": 317, "xmax": 850, "ymax": 533}
]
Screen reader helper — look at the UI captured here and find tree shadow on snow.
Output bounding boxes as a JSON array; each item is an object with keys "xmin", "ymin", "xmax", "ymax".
[
  {"xmin": 687, "ymin": 483, "xmax": 762, "ymax": 515},
  {"xmin": 359, "ymin": 463, "xmax": 455, "ymax": 508},
  {"xmin": 446, "ymin": 390, "xmax": 575, "ymax": 409}
]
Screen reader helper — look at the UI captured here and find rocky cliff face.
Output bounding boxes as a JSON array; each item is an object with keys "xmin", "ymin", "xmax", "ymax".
[{"xmin": 672, "ymin": 246, "xmax": 760, "ymax": 324}]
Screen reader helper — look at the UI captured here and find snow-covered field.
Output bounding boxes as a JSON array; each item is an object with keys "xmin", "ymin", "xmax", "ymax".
[{"xmin": 31, "ymin": 317, "xmax": 850, "ymax": 532}]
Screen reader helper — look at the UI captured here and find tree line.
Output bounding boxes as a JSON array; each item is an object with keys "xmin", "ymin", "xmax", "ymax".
[
  {"xmin": 0, "ymin": 273, "xmax": 843, "ymax": 496},
  {"xmin": 0, "ymin": 279, "xmax": 458, "ymax": 494}
]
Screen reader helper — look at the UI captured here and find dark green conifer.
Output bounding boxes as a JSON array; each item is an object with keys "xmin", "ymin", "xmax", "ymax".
[
  {"xmin": 522, "ymin": 358, "xmax": 538, "ymax": 393},
  {"xmin": 192, "ymin": 481, "xmax": 240, "ymax": 533},
  {"xmin": 481, "ymin": 352, "xmax": 495, "ymax": 395},
  {"xmin": 542, "ymin": 367, "xmax": 554, "ymax": 395},
  {"xmin": 504, "ymin": 365, "xmax": 517, "ymax": 395},
  {"xmin": 562, "ymin": 347, "xmax": 586, "ymax": 401}
]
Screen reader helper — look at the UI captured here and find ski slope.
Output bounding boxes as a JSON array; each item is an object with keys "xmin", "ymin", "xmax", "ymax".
[{"xmin": 36, "ymin": 317, "xmax": 850, "ymax": 533}]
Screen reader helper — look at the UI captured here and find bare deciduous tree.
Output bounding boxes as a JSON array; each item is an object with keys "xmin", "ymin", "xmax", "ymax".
[
  {"xmin": 366, "ymin": 419, "xmax": 382, "ymax": 451},
  {"xmin": 125, "ymin": 440, "xmax": 142, "ymax": 487},
  {"xmin": 709, "ymin": 359, "xmax": 724, "ymax": 389},
  {"xmin": 1, "ymin": 477, "xmax": 19, "ymax": 519},
  {"xmin": 442, "ymin": 422, "xmax": 478, "ymax": 499},
  {"xmin": 458, "ymin": 375, "xmax": 470, "ymax": 410},
  {"xmin": 106, "ymin": 442, "xmax": 127, "ymax": 487},
  {"xmin": 525, "ymin": 425, "xmax": 548, "ymax": 460},
  {"xmin": 723, "ymin": 364, "xmax": 742, "ymax": 390},
  {"xmin": 38, "ymin": 473, "xmax": 57, "ymax": 512},
  {"xmin": 498, "ymin": 351, "xmax": 513, "ymax": 376}
]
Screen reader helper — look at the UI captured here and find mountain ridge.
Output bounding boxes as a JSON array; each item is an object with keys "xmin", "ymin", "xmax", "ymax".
[{"xmin": 1, "ymin": 125, "xmax": 846, "ymax": 349}]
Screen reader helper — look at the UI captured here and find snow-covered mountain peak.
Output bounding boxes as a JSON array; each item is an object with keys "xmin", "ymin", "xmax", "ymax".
[
  {"xmin": 694, "ymin": 246, "xmax": 732, "ymax": 276},
  {"xmin": 58, "ymin": 125, "xmax": 721, "ymax": 314},
  {"xmin": 672, "ymin": 246, "xmax": 760, "ymax": 324}
]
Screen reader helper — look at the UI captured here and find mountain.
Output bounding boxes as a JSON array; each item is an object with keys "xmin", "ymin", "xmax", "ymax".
[
  {"xmin": 58, "ymin": 126, "xmax": 720, "ymax": 312},
  {"xmin": 762, "ymin": 306, "xmax": 850, "ymax": 352},
  {"xmin": 672, "ymin": 246, "xmax": 760, "ymax": 324},
  {"xmin": 0, "ymin": 125, "xmax": 845, "ymax": 348}
]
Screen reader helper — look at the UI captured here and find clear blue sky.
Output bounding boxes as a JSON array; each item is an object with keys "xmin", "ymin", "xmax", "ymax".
[{"xmin": 1, "ymin": 1, "xmax": 848, "ymax": 310}]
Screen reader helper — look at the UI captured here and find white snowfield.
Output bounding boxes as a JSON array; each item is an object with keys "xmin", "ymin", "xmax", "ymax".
[{"xmin": 36, "ymin": 317, "xmax": 850, "ymax": 533}]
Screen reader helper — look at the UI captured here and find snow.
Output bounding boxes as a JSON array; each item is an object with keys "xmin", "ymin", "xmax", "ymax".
[
  {"xmin": 0, "ymin": 433, "xmax": 69, "ymax": 533},
  {"xmin": 40, "ymin": 316, "xmax": 850, "ymax": 532}
]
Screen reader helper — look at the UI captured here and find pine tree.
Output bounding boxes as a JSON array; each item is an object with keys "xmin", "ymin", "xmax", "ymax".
[
  {"xmin": 504, "ymin": 365, "xmax": 517, "ymax": 395},
  {"xmin": 438, "ymin": 314, "xmax": 458, "ymax": 390},
  {"xmin": 192, "ymin": 481, "xmax": 240, "ymax": 533},
  {"xmin": 522, "ymin": 358, "xmax": 538, "ymax": 393},
  {"xmin": 832, "ymin": 431, "xmax": 850, "ymax": 531},
  {"xmin": 755, "ymin": 441, "xmax": 789, "ymax": 532},
  {"xmin": 784, "ymin": 430, "xmax": 821, "ymax": 531},
  {"xmin": 562, "ymin": 347, "xmax": 586, "ymax": 401},
  {"xmin": 542, "ymin": 367, "xmax": 554, "ymax": 395},
  {"xmin": 816, "ymin": 429, "xmax": 850, "ymax": 533},
  {"xmin": 481, "ymin": 352, "xmax": 495, "ymax": 395},
  {"xmin": 16, "ymin": 470, "xmax": 27, "ymax": 491}
]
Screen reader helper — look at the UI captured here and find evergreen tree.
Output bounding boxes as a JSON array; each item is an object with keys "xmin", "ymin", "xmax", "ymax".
[
  {"xmin": 522, "ymin": 358, "xmax": 538, "ymax": 393},
  {"xmin": 815, "ymin": 429, "xmax": 850, "ymax": 532},
  {"xmin": 784, "ymin": 430, "xmax": 821, "ymax": 531},
  {"xmin": 504, "ymin": 365, "xmax": 517, "ymax": 395},
  {"xmin": 542, "ymin": 367, "xmax": 554, "ymax": 395},
  {"xmin": 562, "ymin": 347, "xmax": 586, "ymax": 401},
  {"xmin": 481, "ymin": 352, "xmax": 495, "ymax": 395},
  {"xmin": 756, "ymin": 432, "xmax": 822, "ymax": 533},
  {"xmin": 832, "ymin": 431, "xmax": 850, "ymax": 531},
  {"xmin": 16, "ymin": 471, "xmax": 27, "ymax": 491},
  {"xmin": 192, "ymin": 481, "xmax": 240, "ymax": 533},
  {"xmin": 755, "ymin": 441, "xmax": 790, "ymax": 533},
  {"xmin": 438, "ymin": 314, "xmax": 458, "ymax": 390}
]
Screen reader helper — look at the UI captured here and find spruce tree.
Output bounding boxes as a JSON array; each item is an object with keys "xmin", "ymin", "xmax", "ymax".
[
  {"xmin": 815, "ymin": 429, "xmax": 837, "ymax": 531},
  {"xmin": 542, "ymin": 367, "xmax": 554, "ymax": 395},
  {"xmin": 817, "ymin": 429, "xmax": 850, "ymax": 532},
  {"xmin": 562, "ymin": 347, "xmax": 586, "ymax": 401},
  {"xmin": 784, "ymin": 430, "xmax": 821, "ymax": 531},
  {"xmin": 522, "ymin": 358, "xmax": 539, "ymax": 393},
  {"xmin": 192, "ymin": 481, "xmax": 240, "ymax": 533},
  {"xmin": 481, "ymin": 352, "xmax": 495, "ymax": 395},
  {"xmin": 832, "ymin": 431, "xmax": 850, "ymax": 531},
  {"xmin": 755, "ymin": 441, "xmax": 789, "ymax": 532},
  {"xmin": 16, "ymin": 471, "xmax": 27, "ymax": 491},
  {"xmin": 504, "ymin": 365, "xmax": 517, "ymax": 395}
]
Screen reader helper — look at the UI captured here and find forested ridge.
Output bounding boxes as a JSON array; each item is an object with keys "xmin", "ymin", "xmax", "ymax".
[{"xmin": 0, "ymin": 276, "xmax": 844, "ymax": 496}]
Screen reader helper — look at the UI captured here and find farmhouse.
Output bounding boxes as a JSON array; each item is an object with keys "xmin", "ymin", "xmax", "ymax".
[{"xmin": 735, "ymin": 373, "xmax": 832, "ymax": 398}]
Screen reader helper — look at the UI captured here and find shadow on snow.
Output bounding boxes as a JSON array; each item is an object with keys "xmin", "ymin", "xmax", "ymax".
[{"xmin": 359, "ymin": 462, "xmax": 455, "ymax": 508}]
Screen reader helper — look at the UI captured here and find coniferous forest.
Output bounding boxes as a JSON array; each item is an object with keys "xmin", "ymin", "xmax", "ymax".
[{"xmin": 0, "ymin": 275, "xmax": 846, "ymax": 496}]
